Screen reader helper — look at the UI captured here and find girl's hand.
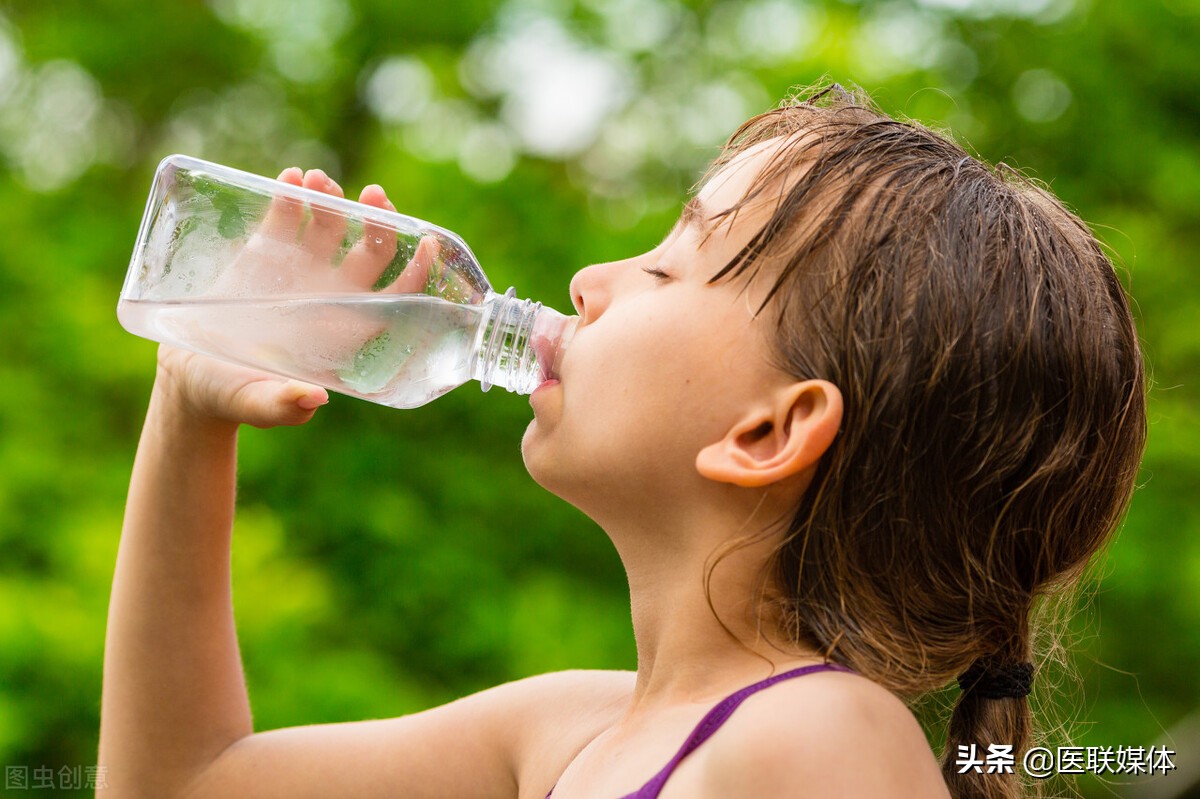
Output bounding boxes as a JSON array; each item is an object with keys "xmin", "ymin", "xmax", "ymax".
[
  {"xmin": 220, "ymin": 167, "xmax": 404, "ymax": 296},
  {"xmin": 153, "ymin": 344, "xmax": 329, "ymax": 430},
  {"xmin": 150, "ymin": 167, "xmax": 436, "ymax": 430}
]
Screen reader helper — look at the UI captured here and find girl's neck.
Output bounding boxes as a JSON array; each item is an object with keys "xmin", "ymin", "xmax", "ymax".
[{"xmin": 610, "ymin": 507, "xmax": 821, "ymax": 717}]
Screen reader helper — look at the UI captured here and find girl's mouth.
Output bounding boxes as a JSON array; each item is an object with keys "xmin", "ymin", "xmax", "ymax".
[
  {"xmin": 531, "ymin": 332, "xmax": 556, "ymax": 382},
  {"xmin": 529, "ymin": 316, "xmax": 577, "ymax": 383}
]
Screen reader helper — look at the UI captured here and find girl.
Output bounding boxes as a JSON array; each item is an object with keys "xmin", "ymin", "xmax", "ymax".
[{"xmin": 98, "ymin": 83, "xmax": 1146, "ymax": 799}]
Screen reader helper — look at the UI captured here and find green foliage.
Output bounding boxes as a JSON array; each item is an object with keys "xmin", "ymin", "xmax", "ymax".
[{"xmin": 0, "ymin": 1, "xmax": 1196, "ymax": 797}]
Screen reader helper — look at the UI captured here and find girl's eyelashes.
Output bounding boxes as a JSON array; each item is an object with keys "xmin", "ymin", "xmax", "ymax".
[{"xmin": 641, "ymin": 266, "xmax": 671, "ymax": 281}]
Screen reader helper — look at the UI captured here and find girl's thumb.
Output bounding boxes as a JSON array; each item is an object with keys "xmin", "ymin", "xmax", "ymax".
[{"xmin": 242, "ymin": 380, "xmax": 329, "ymax": 428}]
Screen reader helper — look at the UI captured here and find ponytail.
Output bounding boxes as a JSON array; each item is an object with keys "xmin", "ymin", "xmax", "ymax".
[{"xmin": 943, "ymin": 659, "xmax": 1037, "ymax": 799}]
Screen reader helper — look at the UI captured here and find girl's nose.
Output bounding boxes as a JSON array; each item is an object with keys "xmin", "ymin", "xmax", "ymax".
[{"xmin": 569, "ymin": 261, "xmax": 616, "ymax": 326}]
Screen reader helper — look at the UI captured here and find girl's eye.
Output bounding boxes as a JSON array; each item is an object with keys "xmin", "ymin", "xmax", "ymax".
[{"xmin": 641, "ymin": 266, "xmax": 670, "ymax": 281}]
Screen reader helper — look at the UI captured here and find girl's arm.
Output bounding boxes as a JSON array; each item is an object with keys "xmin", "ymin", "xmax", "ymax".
[
  {"xmin": 97, "ymin": 349, "xmax": 318, "ymax": 795},
  {"xmin": 99, "ymin": 393, "xmax": 244, "ymax": 787}
]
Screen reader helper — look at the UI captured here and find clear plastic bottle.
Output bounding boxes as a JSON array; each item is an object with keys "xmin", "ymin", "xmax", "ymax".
[{"xmin": 118, "ymin": 155, "xmax": 577, "ymax": 409}]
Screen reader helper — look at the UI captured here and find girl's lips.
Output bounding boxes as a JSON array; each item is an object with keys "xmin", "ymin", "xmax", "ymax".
[{"xmin": 529, "ymin": 378, "xmax": 559, "ymax": 408}]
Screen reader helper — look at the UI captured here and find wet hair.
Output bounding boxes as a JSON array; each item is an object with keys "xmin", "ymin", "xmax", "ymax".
[{"xmin": 702, "ymin": 82, "xmax": 1147, "ymax": 799}]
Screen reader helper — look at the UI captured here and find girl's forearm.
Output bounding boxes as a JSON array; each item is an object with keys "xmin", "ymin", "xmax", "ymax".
[{"xmin": 98, "ymin": 384, "xmax": 253, "ymax": 797}]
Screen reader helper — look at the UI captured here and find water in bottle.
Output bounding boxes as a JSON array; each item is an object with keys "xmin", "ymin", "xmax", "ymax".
[{"xmin": 118, "ymin": 155, "xmax": 576, "ymax": 409}]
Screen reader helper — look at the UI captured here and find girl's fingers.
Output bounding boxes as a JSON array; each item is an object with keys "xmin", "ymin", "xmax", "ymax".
[
  {"xmin": 359, "ymin": 183, "xmax": 390, "ymax": 209},
  {"xmin": 300, "ymin": 169, "xmax": 349, "ymax": 263},
  {"xmin": 236, "ymin": 378, "xmax": 329, "ymax": 429},
  {"xmin": 384, "ymin": 235, "xmax": 440, "ymax": 295},
  {"xmin": 260, "ymin": 167, "xmax": 306, "ymax": 241},
  {"xmin": 258, "ymin": 172, "xmax": 414, "ymax": 294},
  {"xmin": 339, "ymin": 184, "xmax": 399, "ymax": 288}
]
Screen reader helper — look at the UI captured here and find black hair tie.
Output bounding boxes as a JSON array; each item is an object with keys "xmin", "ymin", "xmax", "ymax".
[{"xmin": 956, "ymin": 661, "xmax": 1035, "ymax": 700}]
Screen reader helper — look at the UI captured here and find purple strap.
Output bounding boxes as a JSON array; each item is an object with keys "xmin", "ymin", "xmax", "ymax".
[{"xmin": 545, "ymin": 662, "xmax": 855, "ymax": 799}]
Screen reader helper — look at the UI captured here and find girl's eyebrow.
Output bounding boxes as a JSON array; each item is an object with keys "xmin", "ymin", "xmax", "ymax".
[
  {"xmin": 681, "ymin": 196, "xmax": 710, "ymax": 231},
  {"xmin": 656, "ymin": 197, "xmax": 713, "ymax": 248}
]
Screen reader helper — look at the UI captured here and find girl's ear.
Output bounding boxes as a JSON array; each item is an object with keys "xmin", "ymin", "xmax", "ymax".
[{"xmin": 695, "ymin": 380, "xmax": 843, "ymax": 488}]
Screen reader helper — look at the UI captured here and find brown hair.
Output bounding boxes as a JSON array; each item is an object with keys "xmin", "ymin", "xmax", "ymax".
[{"xmin": 705, "ymin": 83, "xmax": 1147, "ymax": 799}]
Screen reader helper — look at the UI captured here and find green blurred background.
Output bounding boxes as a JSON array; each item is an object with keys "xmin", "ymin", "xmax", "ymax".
[{"xmin": 0, "ymin": 0, "xmax": 1196, "ymax": 796}]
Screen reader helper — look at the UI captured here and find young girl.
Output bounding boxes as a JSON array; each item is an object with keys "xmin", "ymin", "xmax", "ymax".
[{"xmin": 98, "ymin": 83, "xmax": 1146, "ymax": 799}]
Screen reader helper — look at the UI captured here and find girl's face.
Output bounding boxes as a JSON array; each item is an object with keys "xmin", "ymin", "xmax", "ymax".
[{"xmin": 522, "ymin": 143, "xmax": 799, "ymax": 518}]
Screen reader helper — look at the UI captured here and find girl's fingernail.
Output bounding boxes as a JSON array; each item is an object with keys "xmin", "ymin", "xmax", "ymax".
[
  {"xmin": 288, "ymin": 382, "xmax": 329, "ymax": 410},
  {"xmin": 297, "ymin": 394, "xmax": 327, "ymax": 410}
]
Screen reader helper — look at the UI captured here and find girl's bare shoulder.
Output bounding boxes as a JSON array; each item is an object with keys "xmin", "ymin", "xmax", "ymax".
[
  {"xmin": 509, "ymin": 668, "xmax": 637, "ymax": 727},
  {"xmin": 509, "ymin": 669, "xmax": 638, "ymax": 786},
  {"xmin": 696, "ymin": 670, "xmax": 951, "ymax": 798}
]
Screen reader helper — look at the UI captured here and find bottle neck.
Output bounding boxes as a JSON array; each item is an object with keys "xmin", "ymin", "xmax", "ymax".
[{"xmin": 472, "ymin": 288, "xmax": 575, "ymax": 395}]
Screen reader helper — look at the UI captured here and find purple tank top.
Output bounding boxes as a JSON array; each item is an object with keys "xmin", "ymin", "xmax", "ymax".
[{"xmin": 543, "ymin": 662, "xmax": 855, "ymax": 799}]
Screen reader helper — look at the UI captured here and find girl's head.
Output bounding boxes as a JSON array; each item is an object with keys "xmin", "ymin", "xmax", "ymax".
[
  {"xmin": 698, "ymin": 84, "xmax": 1145, "ymax": 798},
  {"xmin": 529, "ymin": 82, "xmax": 1146, "ymax": 799}
]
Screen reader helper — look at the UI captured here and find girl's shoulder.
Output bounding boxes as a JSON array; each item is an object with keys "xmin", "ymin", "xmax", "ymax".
[
  {"xmin": 511, "ymin": 667, "xmax": 638, "ymax": 730},
  {"xmin": 510, "ymin": 669, "xmax": 638, "ymax": 786},
  {"xmin": 693, "ymin": 669, "xmax": 951, "ymax": 798}
]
